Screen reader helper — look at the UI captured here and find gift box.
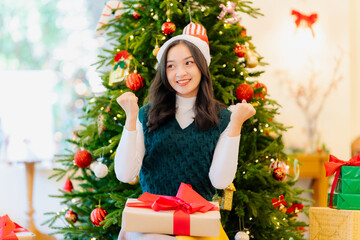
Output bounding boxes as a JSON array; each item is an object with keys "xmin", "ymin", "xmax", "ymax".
[
  {"xmin": 14, "ymin": 231, "xmax": 36, "ymax": 240},
  {"xmin": 340, "ymin": 166, "xmax": 360, "ymax": 179},
  {"xmin": 327, "ymin": 193, "xmax": 338, "ymax": 208},
  {"xmin": 122, "ymin": 183, "xmax": 220, "ymax": 237},
  {"xmin": 324, "ymin": 154, "xmax": 360, "ymax": 208},
  {"xmin": 327, "ymin": 193, "xmax": 360, "ymax": 210},
  {"xmin": 309, "ymin": 207, "xmax": 360, "ymax": 240},
  {"xmin": 335, "ymin": 178, "xmax": 360, "ymax": 194},
  {"xmin": 0, "ymin": 215, "xmax": 36, "ymax": 240}
]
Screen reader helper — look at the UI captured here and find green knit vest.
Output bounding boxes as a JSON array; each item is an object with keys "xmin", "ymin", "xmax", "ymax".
[{"xmin": 138, "ymin": 104, "xmax": 231, "ymax": 201}]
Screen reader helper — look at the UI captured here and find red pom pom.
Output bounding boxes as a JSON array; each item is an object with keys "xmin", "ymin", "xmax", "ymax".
[
  {"xmin": 91, "ymin": 207, "xmax": 108, "ymax": 227},
  {"xmin": 254, "ymin": 82, "xmax": 267, "ymax": 100},
  {"xmin": 65, "ymin": 210, "xmax": 78, "ymax": 223},
  {"xmin": 236, "ymin": 83, "xmax": 254, "ymax": 102},
  {"xmin": 62, "ymin": 177, "xmax": 73, "ymax": 192},
  {"xmin": 126, "ymin": 73, "xmax": 144, "ymax": 91},
  {"xmin": 234, "ymin": 45, "xmax": 246, "ymax": 57},
  {"xmin": 74, "ymin": 150, "xmax": 92, "ymax": 168},
  {"xmin": 273, "ymin": 167, "xmax": 286, "ymax": 181},
  {"xmin": 161, "ymin": 21, "xmax": 176, "ymax": 35}
]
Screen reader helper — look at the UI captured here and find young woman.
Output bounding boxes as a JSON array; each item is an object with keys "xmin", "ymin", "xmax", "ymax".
[{"xmin": 115, "ymin": 23, "xmax": 256, "ymax": 240}]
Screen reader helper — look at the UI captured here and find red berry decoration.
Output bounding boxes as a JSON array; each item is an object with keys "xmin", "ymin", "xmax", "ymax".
[
  {"xmin": 161, "ymin": 21, "xmax": 176, "ymax": 35},
  {"xmin": 62, "ymin": 176, "xmax": 73, "ymax": 192},
  {"xmin": 273, "ymin": 167, "xmax": 286, "ymax": 181},
  {"xmin": 234, "ymin": 44, "xmax": 246, "ymax": 57},
  {"xmin": 74, "ymin": 150, "xmax": 92, "ymax": 168},
  {"xmin": 132, "ymin": 10, "xmax": 141, "ymax": 19},
  {"xmin": 65, "ymin": 210, "xmax": 78, "ymax": 223},
  {"xmin": 235, "ymin": 83, "xmax": 254, "ymax": 102},
  {"xmin": 91, "ymin": 207, "xmax": 108, "ymax": 227},
  {"xmin": 126, "ymin": 72, "xmax": 144, "ymax": 91},
  {"xmin": 254, "ymin": 82, "xmax": 268, "ymax": 100}
]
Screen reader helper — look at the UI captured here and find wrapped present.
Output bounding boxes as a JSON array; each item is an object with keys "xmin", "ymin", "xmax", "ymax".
[
  {"xmin": 335, "ymin": 178, "xmax": 360, "ymax": 194},
  {"xmin": 122, "ymin": 183, "xmax": 221, "ymax": 237},
  {"xmin": 309, "ymin": 207, "xmax": 360, "ymax": 240},
  {"xmin": 324, "ymin": 154, "xmax": 360, "ymax": 208},
  {"xmin": 340, "ymin": 166, "xmax": 360, "ymax": 179},
  {"xmin": 0, "ymin": 215, "xmax": 36, "ymax": 240},
  {"xmin": 327, "ymin": 193, "xmax": 338, "ymax": 208}
]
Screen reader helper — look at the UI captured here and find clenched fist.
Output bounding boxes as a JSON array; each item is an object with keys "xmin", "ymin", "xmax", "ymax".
[
  {"xmin": 116, "ymin": 92, "xmax": 139, "ymax": 131},
  {"xmin": 228, "ymin": 99, "xmax": 256, "ymax": 137},
  {"xmin": 116, "ymin": 92, "xmax": 139, "ymax": 118}
]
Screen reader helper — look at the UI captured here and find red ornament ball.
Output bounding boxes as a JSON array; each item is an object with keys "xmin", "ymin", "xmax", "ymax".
[
  {"xmin": 74, "ymin": 150, "xmax": 92, "ymax": 168},
  {"xmin": 254, "ymin": 82, "xmax": 268, "ymax": 100},
  {"xmin": 126, "ymin": 73, "xmax": 144, "ymax": 91},
  {"xmin": 161, "ymin": 21, "xmax": 176, "ymax": 35},
  {"xmin": 273, "ymin": 167, "xmax": 286, "ymax": 181},
  {"xmin": 91, "ymin": 207, "xmax": 108, "ymax": 227},
  {"xmin": 234, "ymin": 45, "xmax": 246, "ymax": 57},
  {"xmin": 65, "ymin": 210, "xmax": 78, "ymax": 223},
  {"xmin": 236, "ymin": 83, "xmax": 254, "ymax": 102}
]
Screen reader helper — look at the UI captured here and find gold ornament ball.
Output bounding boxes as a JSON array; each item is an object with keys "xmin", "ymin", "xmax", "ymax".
[
  {"xmin": 153, "ymin": 46, "xmax": 160, "ymax": 56},
  {"xmin": 245, "ymin": 49, "xmax": 258, "ymax": 68},
  {"xmin": 128, "ymin": 175, "xmax": 139, "ymax": 185}
]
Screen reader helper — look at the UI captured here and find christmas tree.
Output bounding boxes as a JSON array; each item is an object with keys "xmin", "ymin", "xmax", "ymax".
[{"xmin": 45, "ymin": 1, "xmax": 309, "ymax": 239}]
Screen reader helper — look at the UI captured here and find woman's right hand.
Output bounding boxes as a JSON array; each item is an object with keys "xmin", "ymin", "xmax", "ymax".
[
  {"xmin": 117, "ymin": 92, "xmax": 139, "ymax": 131},
  {"xmin": 117, "ymin": 92, "xmax": 139, "ymax": 117}
]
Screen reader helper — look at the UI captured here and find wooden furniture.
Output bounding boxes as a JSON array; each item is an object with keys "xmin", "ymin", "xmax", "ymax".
[
  {"xmin": 290, "ymin": 154, "xmax": 329, "ymax": 207},
  {"xmin": 23, "ymin": 161, "xmax": 56, "ymax": 240}
]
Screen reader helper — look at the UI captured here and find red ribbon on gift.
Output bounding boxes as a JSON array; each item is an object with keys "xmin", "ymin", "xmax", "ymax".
[
  {"xmin": 126, "ymin": 183, "xmax": 218, "ymax": 236},
  {"xmin": 324, "ymin": 154, "xmax": 360, "ymax": 208},
  {"xmin": 291, "ymin": 10, "xmax": 318, "ymax": 37},
  {"xmin": 0, "ymin": 215, "xmax": 30, "ymax": 240}
]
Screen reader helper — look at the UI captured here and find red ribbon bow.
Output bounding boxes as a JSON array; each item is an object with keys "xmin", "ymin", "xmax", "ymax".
[
  {"xmin": 114, "ymin": 50, "xmax": 129, "ymax": 62},
  {"xmin": 271, "ymin": 195, "xmax": 287, "ymax": 209},
  {"xmin": 0, "ymin": 215, "xmax": 29, "ymax": 240},
  {"xmin": 126, "ymin": 183, "xmax": 218, "ymax": 236},
  {"xmin": 324, "ymin": 154, "xmax": 360, "ymax": 208},
  {"xmin": 291, "ymin": 10, "xmax": 318, "ymax": 38}
]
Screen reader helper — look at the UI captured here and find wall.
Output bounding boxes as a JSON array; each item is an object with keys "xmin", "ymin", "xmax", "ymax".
[{"xmin": 242, "ymin": 0, "xmax": 355, "ymax": 158}]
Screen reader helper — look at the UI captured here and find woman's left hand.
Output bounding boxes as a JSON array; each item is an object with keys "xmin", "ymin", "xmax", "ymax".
[
  {"xmin": 227, "ymin": 100, "xmax": 256, "ymax": 137},
  {"xmin": 230, "ymin": 99, "xmax": 256, "ymax": 125}
]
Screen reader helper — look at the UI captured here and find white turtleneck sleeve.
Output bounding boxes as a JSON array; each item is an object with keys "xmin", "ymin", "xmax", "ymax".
[{"xmin": 114, "ymin": 95, "xmax": 241, "ymax": 189}]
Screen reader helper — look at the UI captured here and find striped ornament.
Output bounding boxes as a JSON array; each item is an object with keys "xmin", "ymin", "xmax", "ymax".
[{"xmin": 95, "ymin": 0, "xmax": 124, "ymax": 36}]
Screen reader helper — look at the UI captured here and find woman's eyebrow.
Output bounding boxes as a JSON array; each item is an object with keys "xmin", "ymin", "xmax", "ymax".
[{"xmin": 167, "ymin": 55, "xmax": 193, "ymax": 63}]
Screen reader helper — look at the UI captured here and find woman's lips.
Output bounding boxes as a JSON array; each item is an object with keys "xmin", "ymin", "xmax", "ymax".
[{"xmin": 176, "ymin": 79, "xmax": 190, "ymax": 86}]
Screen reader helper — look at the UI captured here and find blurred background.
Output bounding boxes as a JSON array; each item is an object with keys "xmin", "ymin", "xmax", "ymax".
[{"xmin": 0, "ymin": 0, "xmax": 359, "ymax": 238}]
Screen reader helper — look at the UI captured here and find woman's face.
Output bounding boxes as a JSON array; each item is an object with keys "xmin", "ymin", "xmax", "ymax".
[{"xmin": 166, "ymin": 43, "xmax": 202, "ymax": 98}]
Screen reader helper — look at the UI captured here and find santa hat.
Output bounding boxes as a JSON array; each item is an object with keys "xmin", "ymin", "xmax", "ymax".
[{"xmin": 156, "ymin": 23, "xmax": 211, "ymax": 66}]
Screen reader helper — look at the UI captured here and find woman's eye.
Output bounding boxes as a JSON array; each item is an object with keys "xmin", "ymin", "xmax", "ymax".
[
  {"xmin": 167, "ymin": 64, "xmax": 174, "ymax": 68},
  {"xmin": 186, "ymin": 61, "xmax": 193, "ymax": 65}
]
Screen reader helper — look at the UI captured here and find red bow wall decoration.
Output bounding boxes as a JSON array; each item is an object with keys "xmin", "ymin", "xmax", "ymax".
[{"xmin": 291, "ymin": 10, "xmax": 318, "ymax": 38}]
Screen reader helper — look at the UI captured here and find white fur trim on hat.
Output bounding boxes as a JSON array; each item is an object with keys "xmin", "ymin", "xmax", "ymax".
[{"xmin": 156, "ymin": 33, "xmax": 211, "ymax": 66}]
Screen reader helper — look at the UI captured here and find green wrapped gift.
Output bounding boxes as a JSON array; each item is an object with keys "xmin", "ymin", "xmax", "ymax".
[
  {"xmin": 340, "ymin": 166, "xmax": 360, "ymax": 179},
  {"xmin": 336, "ymin": 193, "xmax": 360, "ymax": 210},
  {"xmin": 327, "ymin": 193, "xmax": 338, "ymax": 208},
  {"xmin": 335, "ymin": 178, "xmax": 360, "ymax": 194}
]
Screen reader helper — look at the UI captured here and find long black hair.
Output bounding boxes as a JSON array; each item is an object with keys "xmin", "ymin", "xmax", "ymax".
[{"xmin": 146, "ymin": 40, "xmax": 223, "ymax": 131}]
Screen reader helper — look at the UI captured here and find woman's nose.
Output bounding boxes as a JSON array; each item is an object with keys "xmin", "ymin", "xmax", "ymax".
[{"xmin": 176, "ymin": 66, "xmax": 187, "ymax": 77}]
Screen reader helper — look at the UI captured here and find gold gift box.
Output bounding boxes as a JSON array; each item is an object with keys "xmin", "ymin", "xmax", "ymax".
[
  {"xmin": 122, "ymin": 198, "xmax": 220, "ymax": 237},
  {"xmin": 310, "ymin": 207, "xmax": 360, "ymax": 240}
]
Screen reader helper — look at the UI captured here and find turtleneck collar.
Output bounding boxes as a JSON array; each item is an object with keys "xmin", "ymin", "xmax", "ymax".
[{"xmin": 176, "ymin": 94, "xmax": 196, "ymax": 109}]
